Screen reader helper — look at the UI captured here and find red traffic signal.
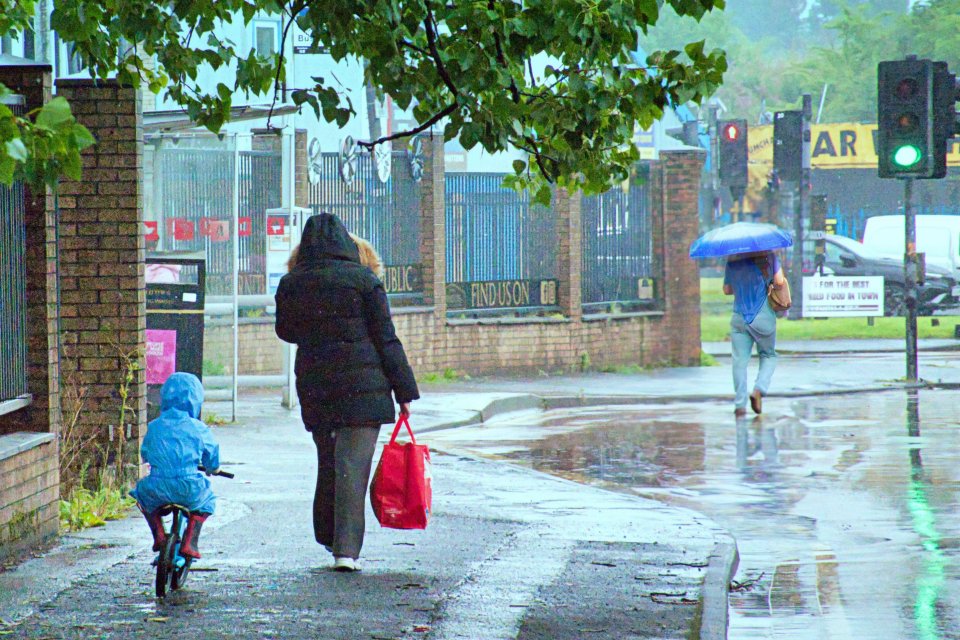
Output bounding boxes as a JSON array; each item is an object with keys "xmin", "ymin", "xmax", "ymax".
[
  {"xmin": 721, "ymin": 122, "xmax": 742, "ymax": 142},
  {"xmin": 718, "ymin": 119, "xmax": 748, "ymax": 190}
]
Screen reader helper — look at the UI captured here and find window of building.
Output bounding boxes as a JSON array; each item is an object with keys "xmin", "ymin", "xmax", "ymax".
[{"xmin": 253, "ymin": 21, "xmax": 280, "ymax": 57}]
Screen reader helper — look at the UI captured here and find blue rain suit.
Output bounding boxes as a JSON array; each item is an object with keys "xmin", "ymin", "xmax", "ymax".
[{"xmin": 130, "ymin": 373, "xmax": 219, "ymax": 515}]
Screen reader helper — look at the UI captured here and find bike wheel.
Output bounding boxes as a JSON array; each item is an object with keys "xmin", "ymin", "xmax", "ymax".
[
  {"xmin": 155, "ymin": 516, "xmax": 176, "ymax": 599},
  {"xmin": 171, "ymin": 554, "xmax": 192, "ymax": 591},
  {"xmin": 169, "ymin": 511, "xmax": 192, "ymax": 591}
]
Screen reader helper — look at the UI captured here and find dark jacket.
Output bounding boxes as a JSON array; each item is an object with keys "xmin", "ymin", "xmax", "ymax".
[{"xmin": 274, "ymin": 213, "xmax": 419, "ymax": 428}]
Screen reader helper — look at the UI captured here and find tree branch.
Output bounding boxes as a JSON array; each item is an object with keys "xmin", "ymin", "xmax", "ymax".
[
  {"xmin": 398, "ymin": 38, "xmax": 429, "ymax": 57},
  {"xmin": 266, "ymin": 1, "xmax": 303, "ymax": 128},
  {"xmin": 357, "ymin": 102, "xmax": 457, "ymax": 149},
  {"xmin": 423, "ymin": 1, "xmax": 459, "ymax": 97}
]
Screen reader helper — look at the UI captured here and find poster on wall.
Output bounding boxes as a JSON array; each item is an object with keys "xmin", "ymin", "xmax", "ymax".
[{"xmin": 145, "ymin": 329, "xmax": 178, "ymax": 385}]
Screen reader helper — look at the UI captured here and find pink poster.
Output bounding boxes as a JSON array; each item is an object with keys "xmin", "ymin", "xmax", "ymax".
[{"xmin": 146, "ymin": 329, "xmax": 177, "ymax": 385}]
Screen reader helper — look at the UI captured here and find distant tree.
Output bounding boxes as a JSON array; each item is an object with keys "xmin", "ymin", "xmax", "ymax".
[
  {"xmin": 723, "ymin": 0, "xmax": 808, "ymax": 49},
  {"xmin": 906, "ymin": 0, "xmax": 960, "ymax": 70}
]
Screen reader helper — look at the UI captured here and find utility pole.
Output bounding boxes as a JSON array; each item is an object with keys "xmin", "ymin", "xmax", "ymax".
[
  {"xmin": 789, "ymin": 95, "xmax": 811, "ymax": 320},
  {"xmin": 904, "ymin": 178, "xmax": 918, "ymax": 382},
  {"xmin": 709, "ymin": 104, "xmax": 720, "ymax": 221}
]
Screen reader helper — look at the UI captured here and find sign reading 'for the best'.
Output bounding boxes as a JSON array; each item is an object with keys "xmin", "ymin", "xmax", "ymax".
[{"xmin": 802, "ymin": 275, "xmax": 884, "ymax": 317}]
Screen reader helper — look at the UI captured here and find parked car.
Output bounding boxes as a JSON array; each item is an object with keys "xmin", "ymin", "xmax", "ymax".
[
  {"xmin": 818, "ymin": 234, "xmax": 957, "ymax": 316},
  {"xmin": 862, "ymin": 215, "xmax": 960, "ymax": 282}
]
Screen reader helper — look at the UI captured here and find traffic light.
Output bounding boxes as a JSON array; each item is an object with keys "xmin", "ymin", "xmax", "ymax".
[
  {"xmin": 773, "ymin": 111, "xmax": 802, "ymax": 182},
  {"xmin": 877, "ymin": 58, "xmax": 957, "ymax": 179},
  {"xmin": 718, "ymin": 119, "xmax": 748, "ymax": 193}
]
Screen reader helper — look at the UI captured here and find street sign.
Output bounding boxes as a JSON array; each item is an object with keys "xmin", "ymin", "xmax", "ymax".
[{"xmin": 802, "ymin": 275, "xmax": 884, "ymax": 317}]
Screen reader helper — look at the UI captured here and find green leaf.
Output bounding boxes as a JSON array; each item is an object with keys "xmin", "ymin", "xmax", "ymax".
[
  {"xmin": 5, "ymin": 139, "xmax": 27, "ymax": 163},
  {"xmin": 35, "ymin": 97, "xmax": 74, "ymax": 129}
]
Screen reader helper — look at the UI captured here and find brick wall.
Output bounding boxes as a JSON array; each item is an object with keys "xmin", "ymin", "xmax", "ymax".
[
  {"xmin": 203, "ymin": 320, "xmax": 284, "ymax": 375},
  {"xmin": 0, "ymin": 62, "xmax": 60, "ymax": 561},
  {"xmin": 54, "ymin": 78, "xmax": 146, "ymax": 483},
  {"xmin": 0, "ymin": 435, "xmax": 58, "ymax": 561}
]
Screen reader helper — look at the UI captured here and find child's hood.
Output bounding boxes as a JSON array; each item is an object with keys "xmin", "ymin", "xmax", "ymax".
[{"xmin": 160, "ymin": 372, "xmax": 204, "ymax": 419}]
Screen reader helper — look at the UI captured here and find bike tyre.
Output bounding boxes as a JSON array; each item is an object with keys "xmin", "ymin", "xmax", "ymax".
[
  {"xmin": 171, "ymin": 552, "xmax": 192, "ymax": 591},
  {"xmin": 155, "ymin": 518, "xmax": 176, "ymax": 599}
]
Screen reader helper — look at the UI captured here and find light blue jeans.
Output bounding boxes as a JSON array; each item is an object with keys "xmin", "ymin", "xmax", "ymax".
[{"xmin": 730, "ymin": 302, "xmax": 778, "ymax": 409}]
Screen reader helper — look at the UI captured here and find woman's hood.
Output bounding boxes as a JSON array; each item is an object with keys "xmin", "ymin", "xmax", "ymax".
[
  {"xmin": 160, "ymin": 372, "xmax": 204, "ymax": 419},
  {"xmin": 298, "ymin": 213, "xmax": 361, "ymax": 264}
]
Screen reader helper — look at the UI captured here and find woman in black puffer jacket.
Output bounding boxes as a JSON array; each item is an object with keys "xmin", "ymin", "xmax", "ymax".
[{"xmin": 275, "ymin": 213, "xmax": 419, "ymax": 571}]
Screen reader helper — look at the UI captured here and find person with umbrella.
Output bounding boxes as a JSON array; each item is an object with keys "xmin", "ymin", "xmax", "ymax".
[{"xmin": 690, "ymin": 223, "xmax": 792, "ymax": 417}]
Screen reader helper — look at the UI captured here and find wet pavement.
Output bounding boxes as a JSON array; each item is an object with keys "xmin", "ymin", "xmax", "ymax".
[
  {"xmin": 0, "ymin": 390, "xmax": 730, "ymax": 640},
  {"xmin": 4, "ymin": 349, "xmax": 959, "ymax": 639},
  {"xmin": 426, "ymin": 390, "xmax": 960, "ymax": 640}
]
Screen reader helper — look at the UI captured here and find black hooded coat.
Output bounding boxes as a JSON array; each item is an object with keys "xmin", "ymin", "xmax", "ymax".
[{"xmin": 274, "ymin": 213, "xmax": 419, "ymax": 428}]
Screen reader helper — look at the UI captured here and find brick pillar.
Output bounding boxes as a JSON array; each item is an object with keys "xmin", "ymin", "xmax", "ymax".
[
  {"xmin": 555, "ymin": 188, "xmax": 582, "ymax": 321},
  {"xmin": 0, "ymin": 62, "xmax": 59, "ymax": 437},
  {"xmin": 54, "ymin": 78, "xmax": 145, "ymax": 483},
  {"xmin": 658, "ymin": 150, "xmax": 705, "ymax": 365},
  {"xmin": 295, "ymin": 129, "xmax": 309, "ymax": 208},
  {"xmin": 419, "ymin": 134, "xmax": 445, "ymax": 315}
]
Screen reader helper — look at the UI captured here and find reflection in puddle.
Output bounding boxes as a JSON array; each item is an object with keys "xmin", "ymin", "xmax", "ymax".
[{"xmin": 431, "ymin": 390, "xmax": 960, "ymax": 639}]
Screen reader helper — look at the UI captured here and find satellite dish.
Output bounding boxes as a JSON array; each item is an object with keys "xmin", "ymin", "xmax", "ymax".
[
  {"xmin": 338, "ymin": 136, "xmax": 358, "ymax": 186},
  {"xmin": 308, "ymin": 137, "xmax": 322, "ymax": 184},
  {"xmin": 374, "ymin": 143, "xmax": 391, "ymax": 183},
  {"xmin": 409, "ymin": 136, "xmax": 425, "ymax": 182}
]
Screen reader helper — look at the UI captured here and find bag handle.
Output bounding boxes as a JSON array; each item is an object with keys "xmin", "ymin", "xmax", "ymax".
[{"xmin": 388, "ymin": 415, "xmax": 416, "ymax": 445}]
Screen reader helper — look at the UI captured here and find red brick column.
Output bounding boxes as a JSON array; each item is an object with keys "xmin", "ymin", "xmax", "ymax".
[
  {"xmin": 658, "ymin": 149, "xmax": 705, "ymax": 365},
  {"xmin": 0, "ymin": 63, "xmax": 59, "ymax": 437},
  {"xmin": 554, "ymin": 188, "xmax": 582, "ymax": 321},
  {"xmin": 419, "ymin": 134, "xmax": 445, "ymax": 315},
  {"xmin": 54, "ymin": 78, "xmax": 146, "ymax": 482}
]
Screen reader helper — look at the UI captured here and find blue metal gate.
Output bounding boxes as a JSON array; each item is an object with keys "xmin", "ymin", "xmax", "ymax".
[
  {"xmin": 445, "ymin": 173, "xmax": 556, "ymax": 283},
  {"xmin": 581, "ymin": 165, "xmax": 655, "ymax": 307}
]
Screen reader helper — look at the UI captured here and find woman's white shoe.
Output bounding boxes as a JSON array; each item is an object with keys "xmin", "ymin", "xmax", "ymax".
[{"xmin": 333, "ymin": 556, "xmax": 358, "ymax": 572}]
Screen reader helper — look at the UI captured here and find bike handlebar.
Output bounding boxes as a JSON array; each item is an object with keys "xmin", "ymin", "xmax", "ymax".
[{"xmin": 197, "ymin": 466, "xmax": 234, "ymax": 479}]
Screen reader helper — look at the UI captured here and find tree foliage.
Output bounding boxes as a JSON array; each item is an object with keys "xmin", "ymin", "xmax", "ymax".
[
  {"xmin": 45, "ymin": 0, "xmax": 727, "ymax": 202},
  {"xmin": 0, "ymin": 1, "xmax": 95, "ymax": 189}
]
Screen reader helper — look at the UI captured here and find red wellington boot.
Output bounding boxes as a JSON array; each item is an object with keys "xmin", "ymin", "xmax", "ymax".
[
  {"xmin": 140, "ymin": 506, "xmax": 167, "ymax": 552},
  {"xmin": 179, "ymin": 513, "xmax": 209, "ymax": 559}
]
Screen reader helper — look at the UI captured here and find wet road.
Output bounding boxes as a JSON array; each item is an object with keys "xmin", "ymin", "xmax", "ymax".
[{"xmin": 427, "ymin": 390, "xmax": 960, "ymax": 640}]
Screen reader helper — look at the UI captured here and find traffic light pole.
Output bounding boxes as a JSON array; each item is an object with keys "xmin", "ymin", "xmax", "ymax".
[
  {"xmin": 789, "ymin": 95, "xmax": 812, "ymax": 320},
  {"xmin": 903, "ymin": 178, "xmax": 919, "ymax": 382}
]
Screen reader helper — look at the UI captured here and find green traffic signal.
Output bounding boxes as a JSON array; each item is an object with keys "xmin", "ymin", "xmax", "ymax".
[{"xmin": 893, "ymin": 144, "xmax": 922, "ymax": 168}]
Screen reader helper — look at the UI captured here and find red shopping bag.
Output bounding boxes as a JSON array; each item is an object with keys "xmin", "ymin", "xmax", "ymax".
[{"xmin": 370, "ymin": 415, "xmax": 432, "ymax": 529}]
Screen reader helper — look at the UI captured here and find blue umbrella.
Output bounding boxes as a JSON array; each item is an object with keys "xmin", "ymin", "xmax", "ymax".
[{"xmin": 689, "ymin": 222, "xmax": 793, "ymax": 259}]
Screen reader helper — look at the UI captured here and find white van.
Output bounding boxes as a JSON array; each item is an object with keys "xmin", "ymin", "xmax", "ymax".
[{"xmin": 861, "ymin": 215, "xmax": 960, "ymax": 282}]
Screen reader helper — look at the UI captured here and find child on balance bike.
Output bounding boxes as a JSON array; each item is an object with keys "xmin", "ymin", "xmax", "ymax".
[{"xmin": 131, "ymin": 372, "xmax": 220, "ymax": 559}]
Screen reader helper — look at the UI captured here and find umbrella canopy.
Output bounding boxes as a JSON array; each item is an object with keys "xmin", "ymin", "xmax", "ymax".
[{"xmin": 689, "ymin": 222, "xmax": 793, "ymax": 259}]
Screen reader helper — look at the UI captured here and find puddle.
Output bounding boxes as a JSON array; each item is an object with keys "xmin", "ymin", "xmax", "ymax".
[{"xmin": 431, "ymin": 390, "xmax": 960, "ymax": 639}]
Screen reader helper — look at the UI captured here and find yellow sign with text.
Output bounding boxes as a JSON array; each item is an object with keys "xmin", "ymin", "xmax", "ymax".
[
  {"xmin": 739, "ymin": 122, "xmax": 960, "ymax": 214},
  {"xmin": 749, "ymin": 122, "xmax": 960, "ymax": 170}
]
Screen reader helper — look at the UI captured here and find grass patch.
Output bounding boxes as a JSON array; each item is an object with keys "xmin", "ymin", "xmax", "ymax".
[
  {"xmin": 701, "ymin": 276, "xmax": 960, "ymax": 342},
  {"xmin": 203, "ymin": 359, "xmax": 226, "ymax": 377},
  {"xmin": 421, "ymin": 368, "xmax": 469, "ymax": 384},
  {"xmin": 700, "ymin": 350, "xmax": 719, "ymax": 367},
  {"xmin": 59, "ymin": 468, "xmax": 136, "ymax": 533},
  {"xmin": 703, "ymin": 312, "xmax": 960, "ymax": 343},
  {"xmin": 203, "ymin": 412, "xmax": 230, "ymax": 427}
]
